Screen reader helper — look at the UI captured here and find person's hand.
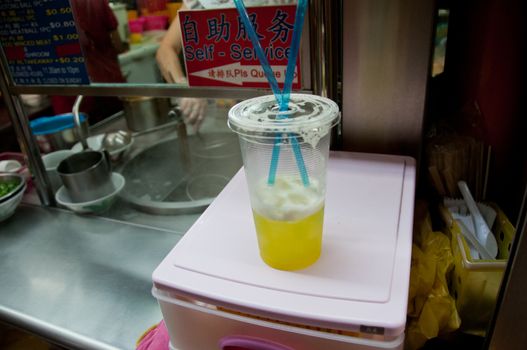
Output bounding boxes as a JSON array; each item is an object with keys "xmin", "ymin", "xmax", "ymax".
[{"xmin": 178, "ymin": 98, "xmax": 207, "ymax": 132}]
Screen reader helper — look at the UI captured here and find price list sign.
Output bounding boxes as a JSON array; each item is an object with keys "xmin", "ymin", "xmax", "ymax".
[{"xmin": 0, "ymin": 0, "xmax": 89, "ymax": 85}]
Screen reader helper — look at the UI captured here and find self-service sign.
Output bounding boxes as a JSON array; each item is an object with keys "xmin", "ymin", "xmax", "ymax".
[{"xmin": 179, "ymin": 5, "xmax": 301, "ymax": 89}]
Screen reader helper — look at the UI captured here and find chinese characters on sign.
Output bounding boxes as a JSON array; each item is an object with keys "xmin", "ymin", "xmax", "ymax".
[
  {"xmin": 0, "ymin": 0, "xmax": 89, "ymax": 85},
  {"xmin": 179, "ymin": 5, "xmax": 301, "ymax": 89}
]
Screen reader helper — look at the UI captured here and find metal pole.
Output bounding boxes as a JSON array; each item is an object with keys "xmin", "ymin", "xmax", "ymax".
[
  {"xmin": 0, "ymin": 64, "xmax": 54, "ymax": 206},
  {"xmin": 309, "ymin": 0, "xmax": 342, "ymax": 148},
  {"xmin": 309, "ymin": 0, "xmax": 326, "ymax": 97},
  {"xmin": 308, "ymin": 0, "xmax": 341, "ymax": 99},
  {"xmin": 10, "ymin": 83, "xmax": 314, "ymax": 99},
  {"xmin": 487, "ymin": 183, "xmax": 527, "ymax": 350}
]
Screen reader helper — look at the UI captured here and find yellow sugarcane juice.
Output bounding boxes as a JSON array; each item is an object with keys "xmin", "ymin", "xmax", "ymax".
[{"xmin": 252, "ymin": 176, "xmax": 325, "ymax": 270}]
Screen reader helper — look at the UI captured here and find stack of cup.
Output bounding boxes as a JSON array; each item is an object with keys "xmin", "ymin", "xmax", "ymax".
[{"xmin": 42, "ymin": 150, "xmax": 76, "ymax": 194}]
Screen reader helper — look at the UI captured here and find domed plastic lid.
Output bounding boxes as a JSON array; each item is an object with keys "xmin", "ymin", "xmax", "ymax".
[{"xmin": 228, "ymin": 94, "xmax": 340, "ymax": 140}]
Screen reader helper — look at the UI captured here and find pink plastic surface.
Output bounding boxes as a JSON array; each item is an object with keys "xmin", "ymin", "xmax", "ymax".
[
  {"xmin": 136, "ymin": 320, "xmax": 170, "ymax": 350},
  {"xmin": 143, "ymin": 15, "xmax": 168, "ymax": 31},
  {"xmin": 220, "ymin": 335, "xmax": 294, "ymax": 350},
  {"xmin": 129, "ymin": 18, "xmax": 146, "ymax": 33},
  {"xmin": 153, "ymin": 152, "xmax": 416, "ymax": 337},
  {"xmin": 154, "ymin": 290, "xmax": 405, "ymax": 350}
]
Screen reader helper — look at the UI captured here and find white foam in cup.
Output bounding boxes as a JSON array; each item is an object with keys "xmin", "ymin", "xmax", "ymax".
[{"xmin": 253, "ymin": 176, "xmax": 324, "ymax": 221}]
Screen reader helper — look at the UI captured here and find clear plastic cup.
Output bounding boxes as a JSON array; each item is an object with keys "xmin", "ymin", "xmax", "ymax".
[{"xmin": 228, "ymin": 94, "xmax": 340, "ymax": 270}]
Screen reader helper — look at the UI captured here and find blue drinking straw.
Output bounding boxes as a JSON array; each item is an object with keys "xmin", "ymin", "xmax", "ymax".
[
  {"xmin": 270, "ymin": 0, "xmax": 308, "ymax": 186},
  {"xmin": 232, "ymin": 0, "xmax": 282, "ymax": 103},
  {"xmin": 280, "ymin": 0, "xmax": 307, "ymax": 112},
  {"xmin": 233, "ymin": 0, "xmax": 309, "ymax": 186}
]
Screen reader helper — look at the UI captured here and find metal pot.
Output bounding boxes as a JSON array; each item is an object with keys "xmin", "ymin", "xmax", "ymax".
[
  {"xmin": 29, "ymin": 113, "xmax": 89, "ymax": 153},
  {"xmin": 121, "ymin": 96, "xmax": 170, "ymax": 132},
  {"xmin": 57, "ymin": 150, "xmax": 114, "ymax": 202}
]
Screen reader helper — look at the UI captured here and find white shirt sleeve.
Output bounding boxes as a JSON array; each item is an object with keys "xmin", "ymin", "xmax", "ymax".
[
  {"xmin": 183, "ymin": 0, "xmax": 205, "ymax": 10},
  {"xmin": 189, "ymin": 0, "xmax": 296, "ymax": 9}
]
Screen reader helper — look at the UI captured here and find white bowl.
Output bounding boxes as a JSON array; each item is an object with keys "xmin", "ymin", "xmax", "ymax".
[
  {"xmin": 0, "ymin": 182, "xmax": 26, "ymax": 222},
  {"xmin": 0, "ymin": 159, "xmax": 22, "ymax": 173},
  {"xmin": 42, "ymin": 150, "xmax": 76, "ymax": 194},
  {"xmin": 71, "ymin": 134, "xmax": 134, "ymax": 162},
  {"xmin": 55, "ymin": 172, "xmax": 125, "ymax": 214}
]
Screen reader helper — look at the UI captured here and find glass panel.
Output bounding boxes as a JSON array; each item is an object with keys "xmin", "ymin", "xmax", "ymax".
[
  {"xmin": 26, "ymin": 95, "xmax": 243, "ymax": 232},
  {"xmin": 70, "ymin": 0, "xmax": 129, "ymax": 84},
  {"xmin": 1, "ymin": 0, "xmax": 312, "ymax": 231},
  {"xmin": 0, "ymin": 0, "xmax": 308, "ymax": 90}
]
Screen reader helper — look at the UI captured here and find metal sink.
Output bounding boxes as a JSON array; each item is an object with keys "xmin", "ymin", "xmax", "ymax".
[{"xmin": 117, "ymin": 131, "xmax": 242, "ymax": 215}]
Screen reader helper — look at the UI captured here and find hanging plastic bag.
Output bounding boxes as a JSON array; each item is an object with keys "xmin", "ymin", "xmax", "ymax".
[{"xmin": 405, "ymin": 202, "xmax": 461, "ymax": 350}]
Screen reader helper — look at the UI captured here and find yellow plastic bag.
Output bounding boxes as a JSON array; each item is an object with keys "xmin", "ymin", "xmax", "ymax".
[{"xmin": 405, "ymin": 202, "xmax": 461, "ymax": 350}]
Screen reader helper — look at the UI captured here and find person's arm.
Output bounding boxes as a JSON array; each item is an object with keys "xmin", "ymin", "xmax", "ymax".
[
  {"xmin": 110, "ymin": 30, "xmax": 127, "ymax": 54},
  {"xmin": 156, "ymin": 4, "xmax": 187, "ymax": 84},
  {"xmin": 96, "ymin": 0, "xmax": 126, "ymax": 54},
  {"xmin": 156, "ymin": 4, "xmax": 207, "ymax": 132}
]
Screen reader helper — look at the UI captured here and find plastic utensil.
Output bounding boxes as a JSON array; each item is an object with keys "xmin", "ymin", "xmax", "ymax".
[
  {"xmin": 452, "ymin": 215, "xmax": 494, "ymax": 260},
  {"xmin": 444, "ymin": 197, "xmax": 498, "ymax": 260},
  {"xmin": 458, "ymin": 180, "xmax": 498, "ymax": 258},
  {"xmin": 444, "ymin": 197, "xmax": 497, "ymax": 229},
  {"xmin": 449, "ymin": 210, "xmax": 479, "ymax": 259}
]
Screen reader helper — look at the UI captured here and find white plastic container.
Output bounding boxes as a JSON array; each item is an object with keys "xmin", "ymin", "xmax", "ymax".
[
  {"xmin": 109, "ymin": 2, "xmax": 128, "ymax": 43},
  {"xmin": 152, "ymin": 151, "xmax": 416, "ymax": 350}
]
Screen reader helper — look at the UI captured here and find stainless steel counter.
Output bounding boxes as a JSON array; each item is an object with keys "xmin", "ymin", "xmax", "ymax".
[
  {"xmin": 0, "ymin": 100, "xmax": 239, "ymax": 349},
  {"xmin": 0, "ymin": 204, "xmax": 184, "ymax": 350}
]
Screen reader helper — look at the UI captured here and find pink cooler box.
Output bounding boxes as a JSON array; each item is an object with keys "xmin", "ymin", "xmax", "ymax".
[
  {"xmin": 152, "ymin": 152, "xmax": 416, "ymax": 350},
  {"xmin": 143, "ymin": 15, "xmax": 168, "ymax": 31},
  {"xmin": 129, "ymin": 18, "xmax": 146, "ymax": 33}
]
